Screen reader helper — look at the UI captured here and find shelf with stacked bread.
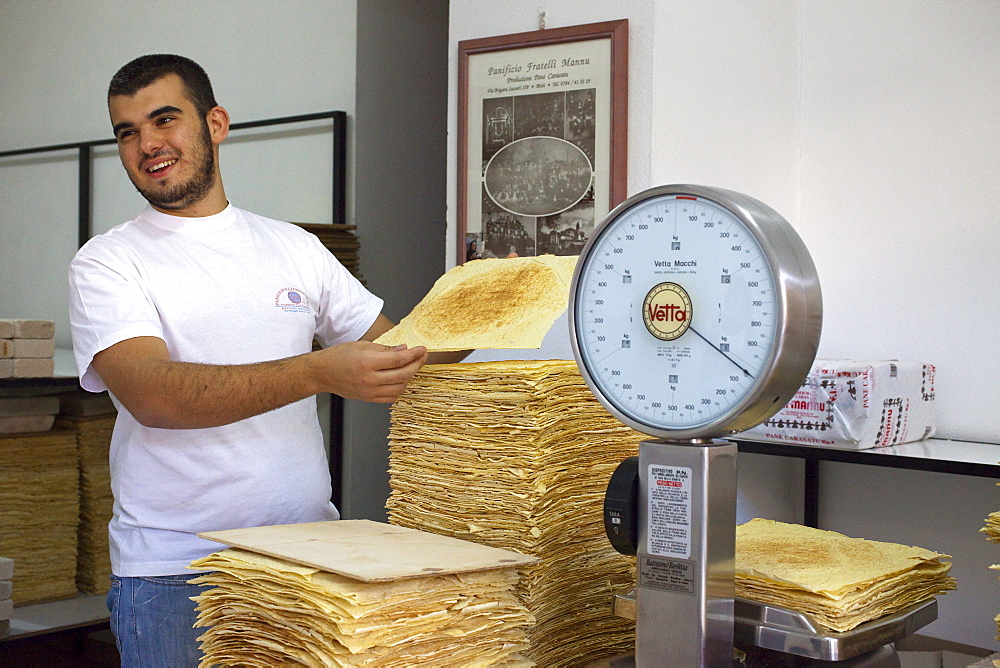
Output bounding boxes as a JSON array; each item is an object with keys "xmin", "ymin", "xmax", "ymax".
[{"xmin": 0, "ymin": 320, "xmax": 117, "ymax": 641}]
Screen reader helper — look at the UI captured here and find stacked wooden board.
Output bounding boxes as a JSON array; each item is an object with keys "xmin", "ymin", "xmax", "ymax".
[
  {"xmin": 191, "ymin": 520, "xmax": 537, "ymax": 667},
  {"xmin": 0, "ymin": 396, "xmax": 59, "ymax": 434},
  {"xmin": 56, "ymin": 399, "xmax": 116, "ymax": 595},
  {"xmin": 0, "ymin": 429, "xmax": 79, "ymax": 604},
  {"xmin": 293, "ymin": 222, "xmax": 364, "ymax": 284},
  {"xmin": 0, "ymin": 319, "xmax": 56, "ymax": 379},
  {"xmin": 387, "ymin": 360, "xmax": 642, "ymax": 667}
]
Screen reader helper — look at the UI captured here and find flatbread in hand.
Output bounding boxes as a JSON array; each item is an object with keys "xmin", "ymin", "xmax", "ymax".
[{"xmin": 375, "ymin": 255, "xmax": 577, "ymax": 351}]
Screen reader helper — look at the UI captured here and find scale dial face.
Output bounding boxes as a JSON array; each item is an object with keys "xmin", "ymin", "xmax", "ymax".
[{"xmin": 570, "ymin": 185, "xmax": 822, "ymax": 440}]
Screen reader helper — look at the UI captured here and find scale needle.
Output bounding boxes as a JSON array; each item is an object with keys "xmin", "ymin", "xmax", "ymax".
[{"xmin": 688, "ymin": 327, "xmax": 754, "ymax": 379}]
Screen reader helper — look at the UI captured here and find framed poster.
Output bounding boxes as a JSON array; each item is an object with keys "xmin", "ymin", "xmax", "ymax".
[{"xmin": 458, "ymin": 19, "xmax": 628, "ymax": 264}]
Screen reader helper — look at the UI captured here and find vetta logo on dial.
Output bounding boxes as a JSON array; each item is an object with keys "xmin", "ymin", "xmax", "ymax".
[{"xmin": 642, "ymin": 282, "xmax": 692, "ymax": 341}]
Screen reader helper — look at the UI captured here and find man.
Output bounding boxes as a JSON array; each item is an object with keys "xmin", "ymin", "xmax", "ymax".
[{"xmin": 68, "ymin": 54, "xmax": 462, "ymax": 666}]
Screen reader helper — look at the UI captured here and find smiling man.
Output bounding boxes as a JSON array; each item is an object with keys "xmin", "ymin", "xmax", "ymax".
[{"xmin": 67, "ymin": 54, "xmax": 463, "ymax": 667}]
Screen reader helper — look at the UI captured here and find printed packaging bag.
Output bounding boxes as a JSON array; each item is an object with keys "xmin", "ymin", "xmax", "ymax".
[{"xmin": 741, "ymin": 359, "xmax": 936, "ymax": 450}]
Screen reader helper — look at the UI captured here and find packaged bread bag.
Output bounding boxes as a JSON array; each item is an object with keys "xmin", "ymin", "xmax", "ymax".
[{"xmin": 741, "ymin": 359, "xmax": 936, "ymax": 450}]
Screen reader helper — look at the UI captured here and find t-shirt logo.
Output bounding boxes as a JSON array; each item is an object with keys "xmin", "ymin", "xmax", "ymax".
[{"xmin": 275, "ymin": 287, "xmax": 311, "ymax": 313}]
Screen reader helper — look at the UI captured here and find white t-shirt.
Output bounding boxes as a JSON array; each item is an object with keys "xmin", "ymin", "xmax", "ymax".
[{"xmin": 68, "ymin": 204, "xmax": 383, "ymax": 576}]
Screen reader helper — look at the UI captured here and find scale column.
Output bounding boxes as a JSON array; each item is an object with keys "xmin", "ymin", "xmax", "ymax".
[{"xmin": 635, "ymin": 439, "xmax": 737, "ymax": 666}]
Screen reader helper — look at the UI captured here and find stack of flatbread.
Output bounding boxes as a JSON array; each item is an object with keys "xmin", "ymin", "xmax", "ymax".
[
  {"xmin": 735, "ymin": 518, "xmax": 956, "ymax": 633},
  {"xmin": 191, "ymin": 549, "xmax": 532, "ymax": 667},
  {"xmin": 190, "ymin": 520, "xmax": 536, "ymax": 667},
  {"xmin": 387, "ymin": 360, "xmax": 642, "ymax": 666},
  {"xmin": 0, "ymin": 430, "xmax": 79, "ymax": 604},
  {"xmin": 56, "ymin": 413, "xmax": 116, "ymax": 595}
]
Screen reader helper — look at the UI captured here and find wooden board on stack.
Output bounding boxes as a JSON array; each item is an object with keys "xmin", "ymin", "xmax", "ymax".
[
  {"xmin": 0, "ymin": 429, "xmax": 79, "ymax": 604},
  {"xmin": 191, "ymin": 520, "xmax": 537, "ymax": 667},
  {"xmin": 387, "ymin": 360, "xmax": 642, "ymax": 667},
  {"xmin": 292, "ymin": 222, "xmax": 364, "ymax": 284},
  {"xmin": 56, "ymin": 390, "xmax": 117, "ymax": 595},
  {"xmin": 0, "ymin": 396, "xmax": 59, "ymax": 434}
]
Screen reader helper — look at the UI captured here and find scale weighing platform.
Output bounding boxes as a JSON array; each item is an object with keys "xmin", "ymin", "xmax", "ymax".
[{"xmin": 568, "ymin": 185, "xmax": 935, "ymax": 665}]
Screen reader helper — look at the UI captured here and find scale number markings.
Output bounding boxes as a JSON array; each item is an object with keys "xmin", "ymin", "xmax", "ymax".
[{"xmin": 575, "ymin": 194, "xmax": 778, "ymax": 431}]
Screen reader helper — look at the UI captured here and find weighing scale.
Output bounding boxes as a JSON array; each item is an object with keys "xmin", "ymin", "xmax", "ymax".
[{"xmin": 569, "ymin": 185, "xmax": 934, "ymax": 665}]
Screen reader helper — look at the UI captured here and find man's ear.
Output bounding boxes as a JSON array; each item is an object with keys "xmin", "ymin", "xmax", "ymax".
[{"xmin": 206, "ymin": 106, "xmax": 230, "ymax": 146}]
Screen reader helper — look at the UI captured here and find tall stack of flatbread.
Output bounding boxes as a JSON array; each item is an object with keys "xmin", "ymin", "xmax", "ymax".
[
  {"xmin": 190, "ymin": 521, "xmax": 536, "ymax": 667},
  {"xmin": 387, "ymin": 360, "xmax": 642, "ymax": 666},
  {"xmin": 735, "ymin": 518, "xmax": 956, "ymax": 633},
  {"xmin": 0, "ymin": 429, "xmax": 79, "ymax": 604},
  {"xmin": 293, "ymin": 222, "xmax": 364, "ymax": 284},
  {"xmin": 56, "ymin": 409, "xmax": 116, "ymax": 595}
]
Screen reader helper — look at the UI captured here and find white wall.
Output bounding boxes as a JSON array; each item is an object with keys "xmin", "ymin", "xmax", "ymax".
[
  {"xmin": 0, "ymin": 0, "xmax": 357, "ymax": 349},
  {"xmin": 450, "ymin": 0, "xmax": 1000, "ymax": 651},
  {"xmin": 650, "ymin": 1, "xmax": 801, "ymax": 214},
  {"xmin": 797, "ymin": 0, "xmax": 1000, "ymax": 650},
  {"xmin": 798, "ymin": 1, "xmax": 1000, "ymax": 444}
]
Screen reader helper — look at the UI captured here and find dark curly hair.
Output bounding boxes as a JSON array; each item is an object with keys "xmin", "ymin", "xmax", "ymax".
[{"xmin": 108, "ymin": 54, "xmax": 217, "ymax": 117}]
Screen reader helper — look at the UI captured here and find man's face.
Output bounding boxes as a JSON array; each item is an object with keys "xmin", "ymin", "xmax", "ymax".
[{"xmin": 109, "ymin": 73, "xmax": 217, "ymax": 213}]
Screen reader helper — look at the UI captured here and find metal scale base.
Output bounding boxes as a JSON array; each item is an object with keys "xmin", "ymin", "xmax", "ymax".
[
  {"xmin": 602, "ymin": 437, "xmax": 936, "ymax": 667},
  {"xmin": 602, "ymin": 590, "xmax": 936, "ymax": 667}
]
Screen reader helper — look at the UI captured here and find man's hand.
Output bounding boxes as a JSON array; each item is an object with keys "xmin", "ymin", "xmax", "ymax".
[{"xmin": 312, "ymin": 341, "xmax": 427, "ymax": 403}]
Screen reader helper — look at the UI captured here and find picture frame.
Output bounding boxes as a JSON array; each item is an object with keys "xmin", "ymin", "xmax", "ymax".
[{"xmin": 457, "ymin": 19, "xmax": 628, "ymax": 265}]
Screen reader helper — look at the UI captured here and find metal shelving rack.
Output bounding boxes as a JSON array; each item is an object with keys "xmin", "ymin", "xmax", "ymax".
[
  {"xmin": 731, "ymin": 437, "xmax": 1000, "ymax": 527},
  {"xmin": 0, "ymin": 111, "xmax": 347, "ymax": 246}
]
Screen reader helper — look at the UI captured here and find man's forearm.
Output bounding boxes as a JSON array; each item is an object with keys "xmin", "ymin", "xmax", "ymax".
[
  {"xmin": 93, "ymin": 336, "xmax": 429, "ymax": 430},
  {"xmin": 124, "ymin": 354, "xmax": 319, "ymax": 430}
]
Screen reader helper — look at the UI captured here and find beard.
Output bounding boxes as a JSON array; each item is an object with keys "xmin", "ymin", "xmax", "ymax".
[{"xmin": 129, "ymin": 121, "xmax": 216, "ymax": 211}]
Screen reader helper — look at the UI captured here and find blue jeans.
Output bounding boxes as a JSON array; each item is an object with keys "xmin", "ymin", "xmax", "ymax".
[{"xmin": 106, "ymin": 574, "xmax": 208, "ymax": 668}]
